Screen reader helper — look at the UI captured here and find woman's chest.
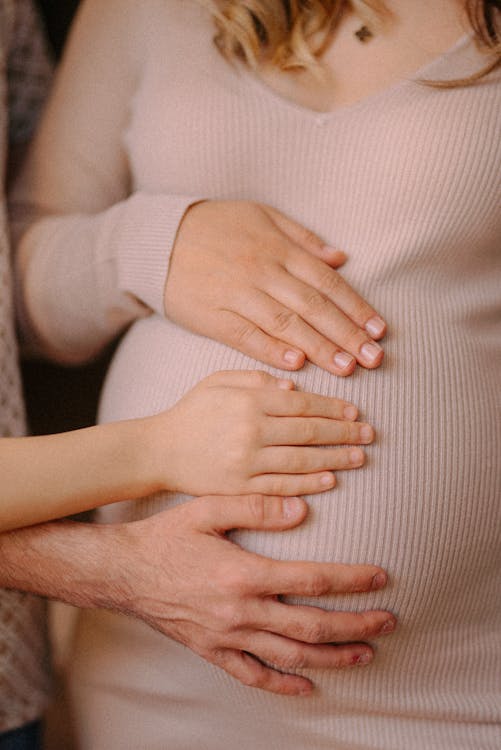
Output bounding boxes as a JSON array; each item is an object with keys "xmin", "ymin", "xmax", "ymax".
[{"xmin": 125, "ymin": 52, "xmax": 500, "ymax": 283}]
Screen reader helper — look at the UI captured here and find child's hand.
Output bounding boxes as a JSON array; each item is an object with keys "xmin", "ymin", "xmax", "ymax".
[{"xmin": 146, "ymin": 370, "xmax": 374, "ymax": 497}]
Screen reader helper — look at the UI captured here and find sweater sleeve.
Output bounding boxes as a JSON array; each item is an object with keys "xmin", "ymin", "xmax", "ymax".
[
  {"xmin": 15, "ymin": 193, "xmax": 199, "ymax": 363},
  {"xmin": 10, "ymin": 0, "xmax": 200, "ymax": 363}
]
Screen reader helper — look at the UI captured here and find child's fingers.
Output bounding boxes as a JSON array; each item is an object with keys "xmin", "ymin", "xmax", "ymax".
[
  {"xmin": 255, "ymin": 446, "xmax": 366, "ymax": 475},
  {"xmin": 263, "ymin": 416, "xmax": 374, "ymax": 447},
  {"xmin": 249, "ymin": 471, "xmax": 336, "ymax": 497},
  {"xmin": 261, "ymin": 389, "xmax": 359, "ymax": 420}
]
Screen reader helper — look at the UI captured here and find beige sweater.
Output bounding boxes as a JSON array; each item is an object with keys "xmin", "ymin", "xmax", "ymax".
[
  {"xmin": 0, "ymin": 0, "xmax": 52, "ymax": 733},
  {"xmin": 14, "ymin": 1, "xmax": 501, "ymax": 748}
]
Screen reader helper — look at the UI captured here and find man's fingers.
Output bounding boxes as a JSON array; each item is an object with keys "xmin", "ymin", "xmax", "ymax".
[
  {"xmin": 210, "ymin": 648, "xmax": 313, "ymax": 696},
  {"xmin": 251, "ymin": 559, "xmax": 388, "ymax": 597},
  {"xmin": 191, "ymin": 494, "xmax": 308, "ymax": 534},
  {"xmin": 244, "ymin": 632, "xmax": 374, "ymax": 671},
  {"xmin": 261, "ymin": 605, "xmax": 397, "ymax": 644}
]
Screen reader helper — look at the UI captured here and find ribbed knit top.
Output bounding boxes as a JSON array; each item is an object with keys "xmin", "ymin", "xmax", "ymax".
[{"xmin": 13, "ymin": 1, "xmax": 501, "ymax": 747}]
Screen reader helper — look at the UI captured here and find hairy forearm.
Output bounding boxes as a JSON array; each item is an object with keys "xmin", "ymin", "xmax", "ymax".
[
  {"xmin": 0, "ymin": 520, "xmax": 129, "ymax": 610},
  {"xmin": 0, "ymin": 419, "xmax": 164, "ymax": 531}
]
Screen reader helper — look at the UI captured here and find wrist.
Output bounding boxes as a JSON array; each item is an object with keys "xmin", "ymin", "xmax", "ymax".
[
  {"xmin": 132, "ymin": 412, "xmax": 177, "ymax": 494},
  {"xmin": 95, "ymin": 417, "xmax": 167, "ymax": 505}
]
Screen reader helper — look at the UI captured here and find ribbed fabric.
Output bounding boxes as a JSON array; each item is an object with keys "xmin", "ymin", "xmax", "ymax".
[
  {"xmin": 0, "ymin": 0, "xmax": 52, "ymax": 733},
  {"xmin": 13, "ymin": 1, "xmax": 500, "ymax": 748}
]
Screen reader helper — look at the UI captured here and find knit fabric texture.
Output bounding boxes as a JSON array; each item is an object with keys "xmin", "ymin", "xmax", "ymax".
[{"xmin": 0, "ymin": 0, "xmax": 52, "ymax": 732}]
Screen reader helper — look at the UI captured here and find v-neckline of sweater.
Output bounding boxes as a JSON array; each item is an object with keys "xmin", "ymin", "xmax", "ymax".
[{"xmin": 235, "ymin": 32, "xmax": 474, "ymax": 124}]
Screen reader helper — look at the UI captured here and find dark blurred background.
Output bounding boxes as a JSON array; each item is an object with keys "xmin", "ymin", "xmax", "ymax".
[
  {"xmin": 22, "ymin": 1, "xmax": 117, "ymax": 438},
  {"xmin": 36, "ymin": 0, "xmax": 80, "ymax": 57}
]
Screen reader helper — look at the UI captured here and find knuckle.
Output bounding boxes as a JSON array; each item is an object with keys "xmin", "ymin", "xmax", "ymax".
[
  {"xmin": 241, "ymin": 669, "xmax": 267, "ymax": 689},
  {"xmin": 211, "ymin": 646, "xmax": 230, "ymax": 665},
  {"xmin": 262, "ymin": 339, "xmax": 286, "ymax": 364},
  {"xmin": 278, "ymin": 645, "xmax": 307, "ymax": 671},
  {"xmin": 301, "ymin": 227, "xmax": 322, "ymax": 248},
  {"xmin": 337, "ymin": 422, "xmax": 356, "ymax": 444},
  {"xmin": 218, "ymin": 565, "xmax": 250, "ymax": 597},
  {"xmin": 225, "ymin": 438, "xmax": 251, "ymax": 469},
  {"xmin": 303, "ymin": 619, "xmax": 329, "ymax": 644},
  {"xmin": 302, "ymin": 572, "xmax": 332, "ymax": 597},
  {"xmin": 231, "ymin": 398, "xmax": 261, "ymax": 436},
  {"xmin": 302, "ymin": 288, "xmax": 329, "ymax": 317},
  {"xmin": 272, "ymin": 309, "xmax": 301, "ymax": 335},
  {"xmin": 265, "ymin": 476, "xmax": 289, "ymax": 495},
  {"xmin": 293, "ymin": 393, "xmax": 310, "ymax": 413},
  {"xmin": 300, "ymin": 421, "xmax": 318, "ymax": 445},
  {"xmin": 251, "ymin": 558, "xmax": 275, "ymax": 590},
  {"xmin": 216, "ymin": 600, "xmax": 244, "ymax": 630},
  {"xmin": 229, "ymin": 319, "xmax": 260, "ymax": 348},
  {"xmin": 245, "ymin": 494, "xmax": 267, "ymax": 525},
  {"xmin": 317, "ymin": 268, "xmax": 343, "ymax": 296},
  {"xmin": 248, "ymin": 370, "xmax": 271, "ymax": 388}
]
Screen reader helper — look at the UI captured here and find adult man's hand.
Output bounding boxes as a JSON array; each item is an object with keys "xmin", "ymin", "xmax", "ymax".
[
  {"xmin": 116, "ymin": 495, "xmax": 396, "ymax": 695},
  {"xmin": 0, "ymin": 495, "xmax": 395, "ymax": 696}
]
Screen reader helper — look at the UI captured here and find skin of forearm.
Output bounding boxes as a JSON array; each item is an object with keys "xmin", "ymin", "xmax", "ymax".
[
  {"xmin": 0, "ymin": 418, "xmax": 165, "ymax": 531},
  {"xmin": 0, "ymin": 520, "xmax": 130, "ymax": 611}
]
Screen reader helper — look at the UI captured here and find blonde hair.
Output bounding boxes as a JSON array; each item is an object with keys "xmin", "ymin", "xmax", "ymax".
[{"xmin": 207, "ymin": 0, "xmax": 500, "ymax": 82}]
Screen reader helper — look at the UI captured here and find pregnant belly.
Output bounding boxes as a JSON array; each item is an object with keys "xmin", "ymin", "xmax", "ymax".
[
  {"xmin": 98, "ymin": 313, "xmax": 500, "ymax": 630},
  {"xmin": 92, "ymin": 312, "xmax": 501, "ymax": 732}
]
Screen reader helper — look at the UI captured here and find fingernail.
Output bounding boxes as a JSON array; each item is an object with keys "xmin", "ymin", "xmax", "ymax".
[
  {"xmin": 323, "ymin": 245, "xmax": 346, "ymax": 260},
  {"xmin": 365, "ymin": 316, "xmax": 386, "ymax": 339},
  {"xmin": 283, "ymin": 497, "xmax": 303, "ymax": 519},
  {"xmin": 344, "ymin": 405, "xmax": 358, "ymax": 420},
  {"xmin": 333, "ymin": 352, "xmax": 355, "ymax": 370},
  {"xmin": 360, "ymin": 424, "xmax": 374, "ymax": 443},
  {"xmin": 284, "ymin": 350, "xmax": 302, "ymax": 365},
  {"xmin": 360, "ymin": 342, "xmax": 383, "ymax": 366},
  {"xmin": 349, "ymin": 448, "xmax": 364, "ymax": 465},
  {"xmin": 320, "ymin": 472, "xmax": 336, "ymax": 487},
  {"xmin": 355, "ymin": 652, "xmax": 372, "ymax": 665},
  {"xmin": 277, "ymin": 379, "xmax": 294, "ymax": 390},
  {"xmin": 371, "ymin": 572, "xmax": 387, "ymax": 589},
  {"xmin": 380, "ymin": 618, "xmax": 396, "ymax": 634}
]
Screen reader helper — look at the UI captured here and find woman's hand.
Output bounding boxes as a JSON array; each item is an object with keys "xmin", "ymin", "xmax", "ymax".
[
  {"xmin": 119, "ymin": 494, "xmax": 396, "ymax": 695},
  {"xmin": 165, "ymin": 201, "xmax": 386, "ymax": 376},
  {"xmin": 146, "ymin": 370, "xmax": 374, "ymax": 497}
]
